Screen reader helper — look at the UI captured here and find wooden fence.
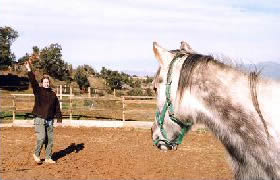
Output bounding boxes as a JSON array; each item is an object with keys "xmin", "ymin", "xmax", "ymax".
[
  {"xmin": 55, "ymin": 85, "xmax": 108, "ymax": 97},
  {"xmin": 1, "ymin": 90, "xmax": 156, "ymax": 121}
]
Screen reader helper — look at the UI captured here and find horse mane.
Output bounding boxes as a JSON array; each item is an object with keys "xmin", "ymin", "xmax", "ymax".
[
  {"xmin": 249, "ymin": 71, "xmax": 270, "ymax": 139},
  {"xmin": 177, "ymin": 53, "xmax": 225, "ymax": 97},
  {"xmin": 177, "ymin": 53, "xmax": 262, "ymax": 97},
  {"xmin": 176, "ymin": 52, "xmax": 269, "ymax": 139}
]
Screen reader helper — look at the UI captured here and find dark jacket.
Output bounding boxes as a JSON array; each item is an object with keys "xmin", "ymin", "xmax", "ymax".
[{"xmin": 28, "ymin": 72, "xmax": 62, "ymax": 121}]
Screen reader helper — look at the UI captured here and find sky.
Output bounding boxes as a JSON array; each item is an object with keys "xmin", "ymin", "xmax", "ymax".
[{"xmin": 1, "ymin": 0, "xmax": 280, "ymax": 75}]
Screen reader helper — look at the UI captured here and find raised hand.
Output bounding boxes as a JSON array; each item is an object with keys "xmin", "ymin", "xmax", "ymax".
[{"xmin": 24, "ymin": 61, "xmax": 31, "ymax": 72}]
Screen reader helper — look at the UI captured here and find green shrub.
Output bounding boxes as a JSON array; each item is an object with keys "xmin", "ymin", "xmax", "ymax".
[
  {"xmin": 0, "ymin": 111, "xmax": 12, "ymax": 118},
  {"xmin": 127, "ymin": 88, "xmax": 143, "ymax": 96},
  {"xmin": 115, "ymin": 90, "xmax": 125, "ymax": 97},
  {"xmin": 145, "ymin": 88, "xmax": 154, "ymax": 96},
  {"xmin": 83, "ymin": 99, "xmax": 93, "ymax": 107}
]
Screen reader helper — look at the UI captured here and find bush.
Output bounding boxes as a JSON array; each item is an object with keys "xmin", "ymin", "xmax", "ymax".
[
  {"xmin": 106, "ymin": 89, "xmax": 113, "ymax": 94},
  {"xmin": 115, "ymin": 90, "xmax": 125, "ymax": 97},
  {"xmin": 74, "ymin": 65, "xmax": 91, "ymax": 90},
  {"xmin": 145, "ymin": 88, "xmax": 154, "ymax": 96},
  {"xmin": 0, "ymin": 111, "xmax": 12, "ymax": 119},
  {"xmin": 83, "ymin": 99, "xmax": 93, "ymax": 107},
  {"xmin": 127, "ymin": 88, "xmax": 144, "ymax": 96}
]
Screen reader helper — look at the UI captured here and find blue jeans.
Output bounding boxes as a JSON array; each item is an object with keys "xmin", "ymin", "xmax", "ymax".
[{"xmin": 34, "ymin": 117, "xmax": 54, "ymax": 159}]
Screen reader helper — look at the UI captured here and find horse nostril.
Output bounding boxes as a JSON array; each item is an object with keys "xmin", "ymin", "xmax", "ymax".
[
  {"xmin": 158, "ymin": 144, "xmax": 168, "ymax": 151},
  {"xmin": 172, "ymin": 144, "xmax": 178, "ymax": 151}
]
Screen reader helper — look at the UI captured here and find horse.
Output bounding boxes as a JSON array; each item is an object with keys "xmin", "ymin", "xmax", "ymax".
[{"xmin": 151, "ymin": 41, "xmax": 280, "ymax": 180}]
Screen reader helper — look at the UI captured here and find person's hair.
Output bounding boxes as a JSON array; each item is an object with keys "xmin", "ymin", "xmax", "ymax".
[{"xmin": 40, "ymin": 75, "xmax": 50, "ymax": 83}]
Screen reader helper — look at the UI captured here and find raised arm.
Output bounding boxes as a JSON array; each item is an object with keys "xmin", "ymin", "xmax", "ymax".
[
  {"xmin": 54, "ymin": 97, "xmax": 62, "ymax": 123},
  {"xmin": 25, "ymin": 61, "xmax": 39, "ymax": 94}
]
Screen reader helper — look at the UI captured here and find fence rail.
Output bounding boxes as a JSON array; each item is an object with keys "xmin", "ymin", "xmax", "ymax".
[{"xmin": 1, "ymin": 88, "xmax": 156, "ymax": 121}]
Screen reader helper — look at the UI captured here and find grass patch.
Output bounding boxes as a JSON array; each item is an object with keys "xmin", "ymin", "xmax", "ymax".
[{"xmin": 0, "ymin": 112, "xmax": 34, "ymax": 120}]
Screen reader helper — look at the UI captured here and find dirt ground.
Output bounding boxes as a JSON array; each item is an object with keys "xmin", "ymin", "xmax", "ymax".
[{"xmin": 0, "ymin": 127, "xmax": 234, "ymax": 180}]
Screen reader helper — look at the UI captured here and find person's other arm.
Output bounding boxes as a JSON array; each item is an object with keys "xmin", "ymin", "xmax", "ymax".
[{"xmin": 55, "ymin": 97, "xmax": 62, "ymax": 123}]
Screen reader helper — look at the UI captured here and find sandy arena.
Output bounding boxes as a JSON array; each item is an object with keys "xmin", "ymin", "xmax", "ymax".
[{"xmin": 0, "ymin": 127, "xmax": 233, "ymax": 180}]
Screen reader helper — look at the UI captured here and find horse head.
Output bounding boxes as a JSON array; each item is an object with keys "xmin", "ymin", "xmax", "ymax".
[
  {"xmin": 151, "ymin": 42, "xmax": 193, "ymax": 151},
  {"xmin": 151, "ymin": 41, "xmax": 280, "ymax": 179}
]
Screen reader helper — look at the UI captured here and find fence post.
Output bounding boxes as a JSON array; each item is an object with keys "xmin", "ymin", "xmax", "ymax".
[
  {"xmin": 60, "ymin": 85, "xmax": 62, "ymax": 109},
  {"xmin": 114, "ymin": 89, "xmax": 116, "ymax": 97},
  {"xmin": 12, "ymin": 95, "xmax": 16, "ymax": 121},
  {"xmin": 122, "ymin": 96, "xmax": 125, "ymax": 121},
  {"xmin": 93, "ymin": 88, "xmax": 95, "ymax": 97},
  {"xmin": 88, "ymin": 87, "xmax": 91, "ymax": 97},
  {"xmin": 70, "ymin": 86, "xmax": 73, "ymax": 120}
]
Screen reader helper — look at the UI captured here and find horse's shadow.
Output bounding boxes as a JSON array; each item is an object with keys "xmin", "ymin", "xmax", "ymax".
[{"xmin": 52, "ymin": 143, "xmax": 85, "ymax": 161}]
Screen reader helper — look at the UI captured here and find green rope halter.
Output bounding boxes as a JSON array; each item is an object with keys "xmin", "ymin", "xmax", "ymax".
[{"xmin": 154, "ymin": 53, "xmax": 193, "ymax": 147}]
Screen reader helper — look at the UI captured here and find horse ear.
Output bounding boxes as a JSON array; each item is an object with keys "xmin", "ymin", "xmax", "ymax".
[
  {"xmin": 153, "ymin": 42, "xmax": 174, "ymax": 67},
  {"xmin": 180, "ymin": 41, "xmax": 195, "ymax": 53}
]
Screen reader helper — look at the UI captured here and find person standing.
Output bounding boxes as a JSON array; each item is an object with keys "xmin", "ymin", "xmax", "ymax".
[{"xmin": 25, "ymin": 61, "xmax": 62, "ymax": 164}]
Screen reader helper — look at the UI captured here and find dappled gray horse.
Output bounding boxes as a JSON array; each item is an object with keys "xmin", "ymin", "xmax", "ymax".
[{"xmin": 151, "ymin": 41, "xmax": 280, "ymax": 180}]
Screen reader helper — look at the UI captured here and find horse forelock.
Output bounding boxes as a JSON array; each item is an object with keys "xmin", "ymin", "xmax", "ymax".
[{"xmin": 169, "ymin": 49, "xmax": 181, "ymax": 54}]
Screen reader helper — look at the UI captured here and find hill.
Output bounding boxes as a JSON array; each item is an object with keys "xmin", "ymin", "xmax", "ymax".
[
  {"xmin": 243, "ymin": 61, "xmax": 280, "ymax": 80},
  {"xmin": 256, "ymin": 61, "xmax": 280, "ymax": 80}
]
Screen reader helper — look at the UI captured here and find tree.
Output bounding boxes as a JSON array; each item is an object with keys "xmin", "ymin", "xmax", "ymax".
[
  {"xmin": 0, "ymin": 26, "xmax": 18, "ymax": 69},
  {"xmin": 17, "ymin": 46, "xmax": 40, "ymax": 64},
  {"xmin": 39, "ymin": 43, "xmax": 71, "ymax": 81},
  {"xmin": 17, "ymin": 53, "xmax": 30, "ymax": 65},
  {"xmin": 74, "ymin": 65, "xmax": 95, "ymax": 90},
  {"xmin": 132, "ymin": 79, "xmax": 142, "ymax": 88},
  {"xmin": 83, "ymin": 64, "xmax": 96, "ymax": 75},
  {"xmin": 100, "ymin": 67, "xmax": 134, "ymax": 90},
  {"xmin": 144, "ymin": 76, "xmax": 154, "ymax": 84}
]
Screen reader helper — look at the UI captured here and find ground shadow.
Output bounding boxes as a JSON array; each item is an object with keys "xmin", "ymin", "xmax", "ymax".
[
  {"xmin": 24, "ymin": 113, "xmax": 34, "ymax": 119},
  {"xmin": 52, "ymin": 143, "xmax": 85, "ymax": 161}
]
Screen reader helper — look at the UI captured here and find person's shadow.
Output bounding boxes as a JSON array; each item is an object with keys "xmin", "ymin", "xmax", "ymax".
[{"xmin": 52, "ymin": 143, "xmax": 85, "ymax": 161}]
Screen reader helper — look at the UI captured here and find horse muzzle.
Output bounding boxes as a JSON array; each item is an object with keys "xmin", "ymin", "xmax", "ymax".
[{"xmin": 155, "ymin": 139, "xmax": 178, "ymax": 151}]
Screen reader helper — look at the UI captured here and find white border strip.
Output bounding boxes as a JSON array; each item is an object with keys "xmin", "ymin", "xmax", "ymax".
[
  {"xmin": 1, "ymin": 121, "xmax": 205, "ymax": 130},
  {"xmin": 0, "ymin": 120, "xmax": 153, "ymax": 129}
]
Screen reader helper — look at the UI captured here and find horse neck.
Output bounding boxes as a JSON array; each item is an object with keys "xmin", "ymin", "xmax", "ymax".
[{"xmin": 177, "ymin": 61, "xmax": 280, "ymax": 148}]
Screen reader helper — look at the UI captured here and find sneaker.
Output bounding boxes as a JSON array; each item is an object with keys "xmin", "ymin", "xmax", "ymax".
[
  {"xmin": 45, "ymin": 158, "xmax": 56, "ymax": 164},
  {"xmin": 33, "ymin": 154, "xmax": 42, "ymax": 163}
]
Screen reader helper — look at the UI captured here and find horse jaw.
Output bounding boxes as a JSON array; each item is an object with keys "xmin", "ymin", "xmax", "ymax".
[{"xmin": 153, "ymin": 42, "xmax": 174, "ymax": 68}]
